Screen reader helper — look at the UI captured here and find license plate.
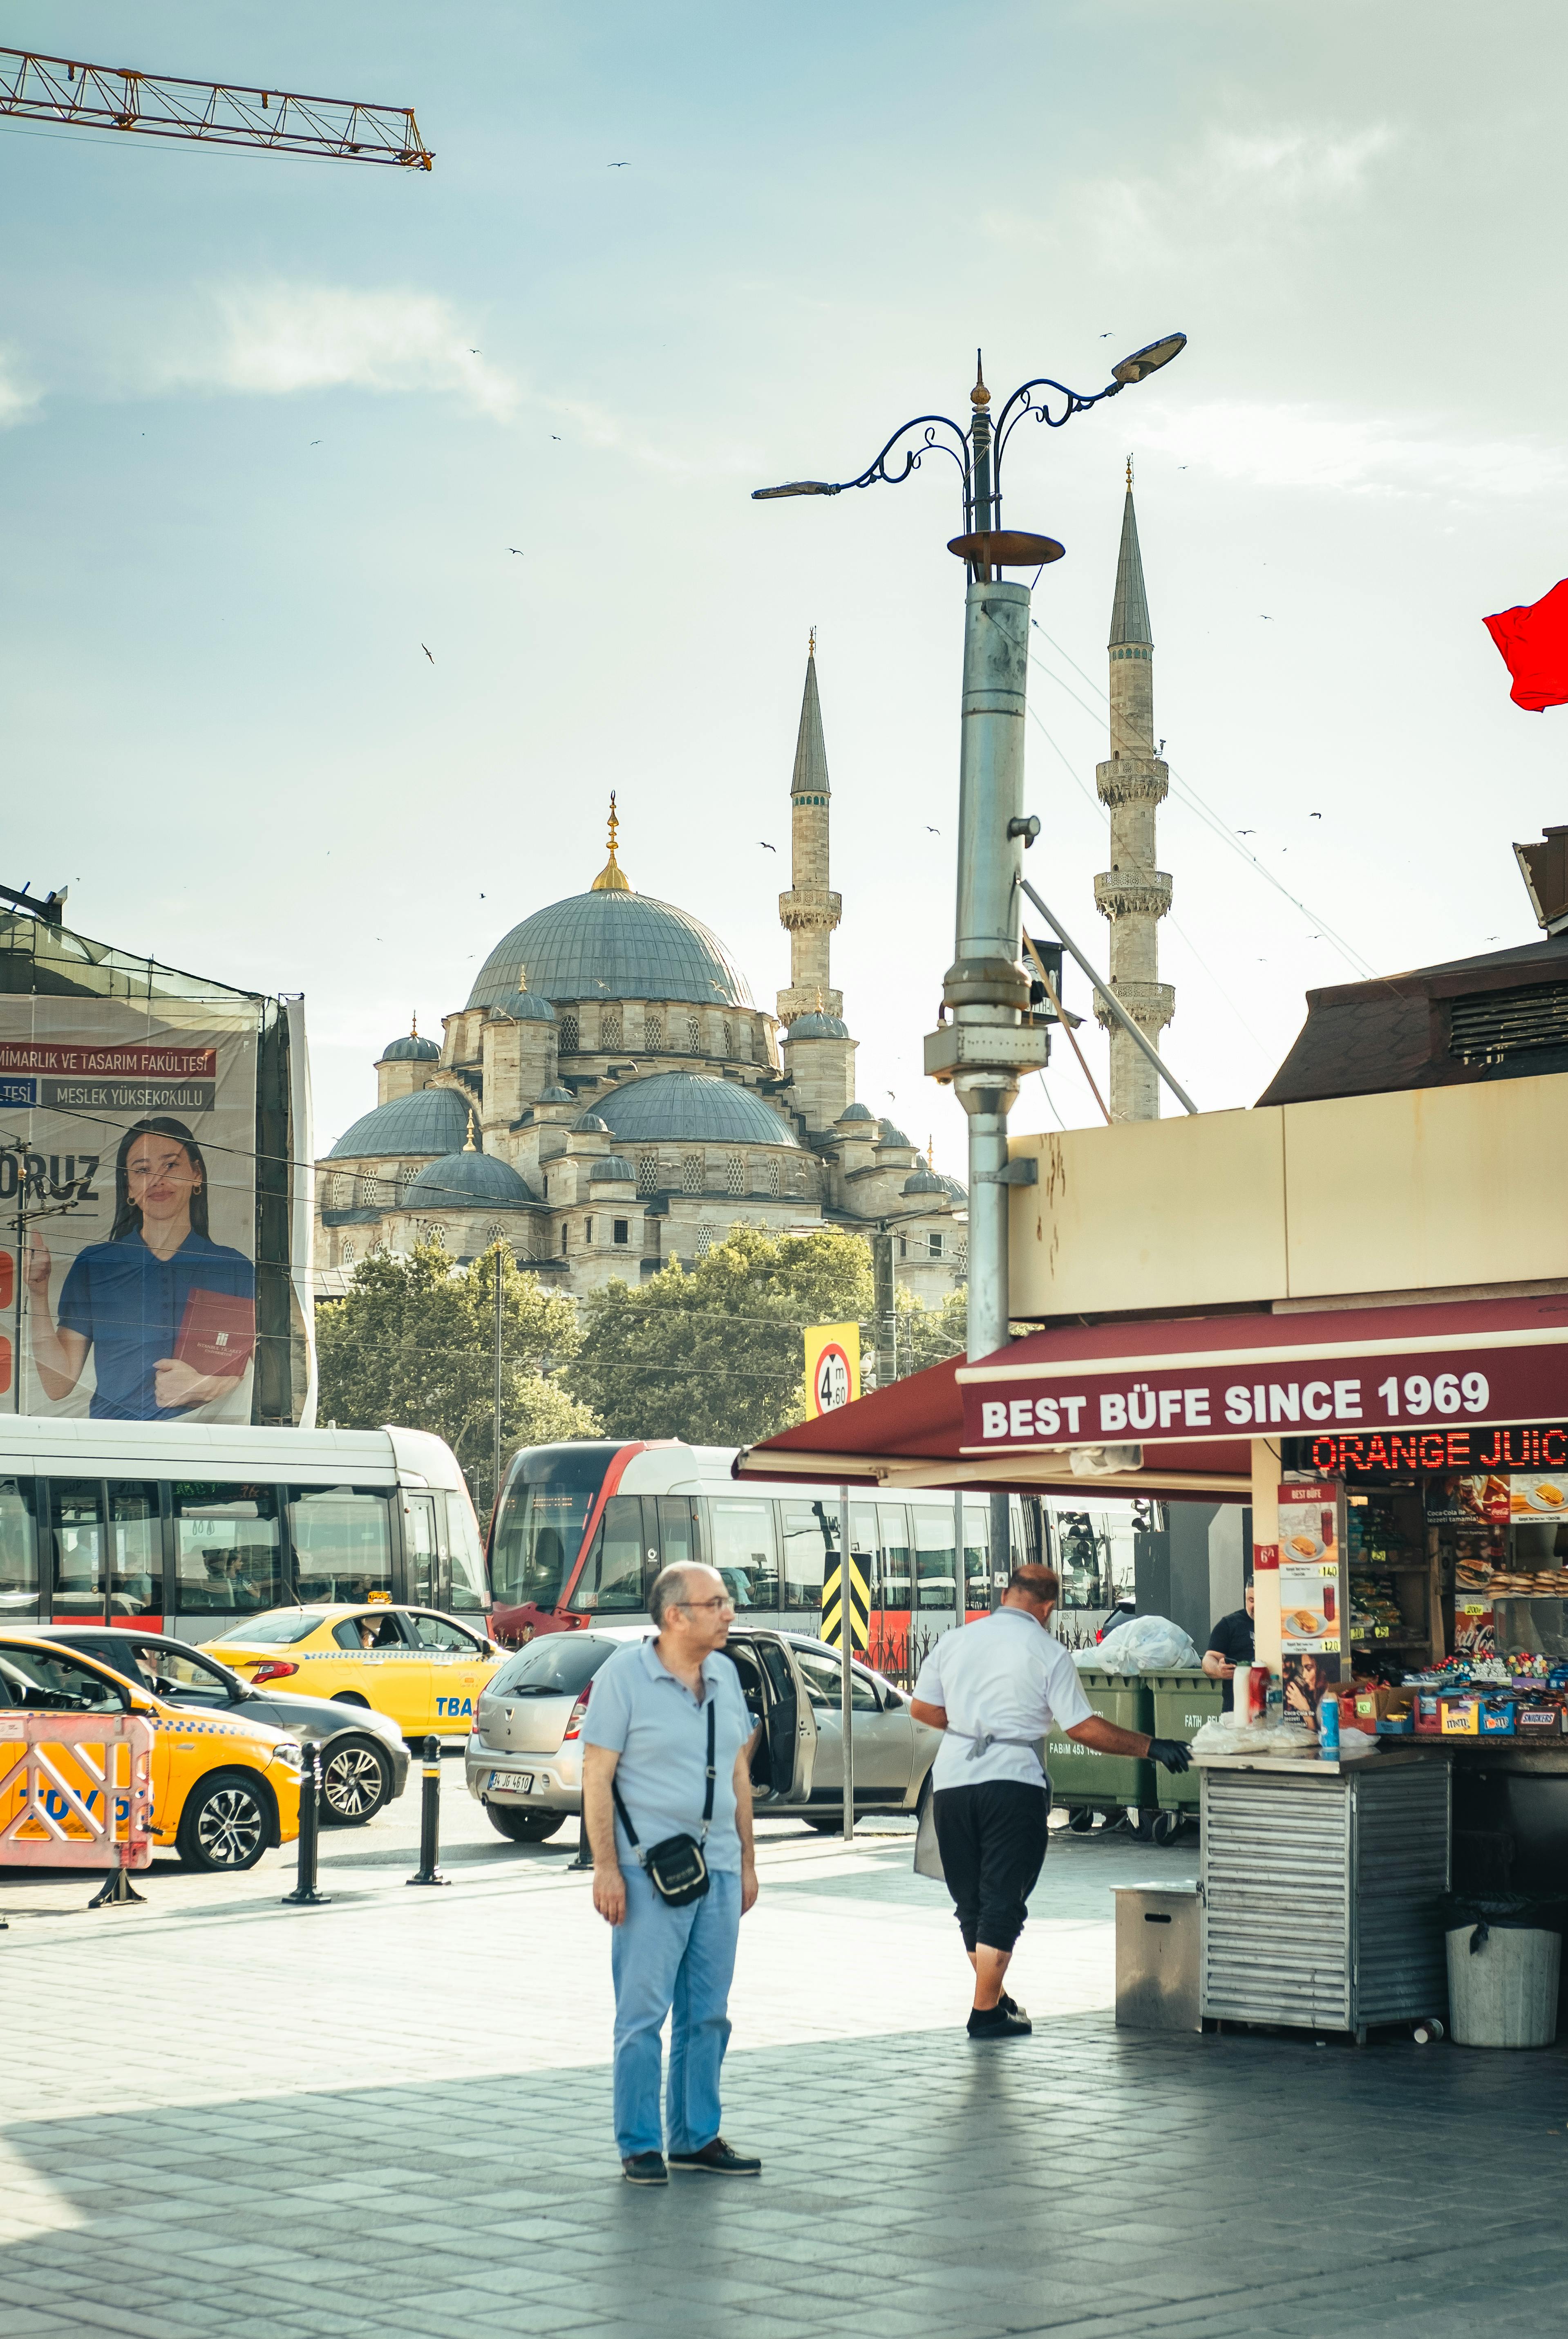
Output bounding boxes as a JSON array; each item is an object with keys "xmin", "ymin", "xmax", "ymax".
[{"xmin": 488, "ymin": 1769, "xmax": 534, "ymax": 1794}]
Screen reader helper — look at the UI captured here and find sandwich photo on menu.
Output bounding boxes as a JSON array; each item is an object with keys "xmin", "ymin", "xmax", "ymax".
[{"xmin": 174, "ymin": 1287, "xmax": 256, "ymax": 1380}]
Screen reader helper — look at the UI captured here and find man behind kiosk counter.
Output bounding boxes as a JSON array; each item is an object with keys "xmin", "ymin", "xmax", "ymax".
[
  {"xmin": 1203, "ymin": 1579, "xmax": 1256, "ymax": 1711},
  {"xmin": 911, "ymin": 1563, "xmax": 1193, "ymax": 2040}
]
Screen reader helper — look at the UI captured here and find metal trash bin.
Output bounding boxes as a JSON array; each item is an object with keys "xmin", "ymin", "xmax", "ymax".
[
  {"xmin": 1114, "ymin": 1884, "xmax": 1200, "ymax": 2032},
  {"xmin": 1445, "ymin": 1923, "xmax": 1561, "ymax": 2048},
  {"xmin": 1047, "ymin": 1669, "xmax": 1154, "ymax": 1827},
  {"xmin": 1147, "ymin": 1670, "xmax": 1224, "ymax": 1820}
]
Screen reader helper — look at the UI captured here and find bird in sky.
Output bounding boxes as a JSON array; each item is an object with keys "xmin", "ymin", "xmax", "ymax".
[
  {"xmin": 508, "ymin": 547, "xmax": 525, "ymax": 555},
  {"xmin": 551, "ymin": 434, "xmax": 561, "ymax": 442},
  {"xmin": 1260, "ymin": 614, "xmax": 1273, "ymax": 621},
  {"xmin": 309, "ymin": 439, "xmax": 322, "ymax": 446},
  {"xmin": 759, "ymin": 841, "xmax": 776, "ymax": 852},
  {"xmin": 1236, "ymin": 828, "xmax": 1257, "ymax": 836},
  {"xmin": 1098, "ymin": 331, "xmax": 1113, "ymax": 338},
  {"xmin": 1178, "ymin": 465, "xmax": 1187, "ymax": 470},
  {"xmin": 470, "ymin": 347, "xmax": 482, "ymax": 354},
  {"xmin": 1309, "ymin": 811, "xmax": 1322, "ymax": 819},
  {"xmin": 926, "ymin": 825, "xmax": 940, "ymax": 835},
  {"xmin": 608, "ymin": 161, "xmax": 629, "ymax": 167},
  {"xmin": 422, "ymin": 644, "xmax": 435, "ymax": 664}
]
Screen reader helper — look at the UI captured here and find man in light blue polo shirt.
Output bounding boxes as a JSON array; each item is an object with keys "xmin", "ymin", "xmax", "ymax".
[{"xmin": 582, "ymin": 1562, "xmax": 761, "ymax": 2185}]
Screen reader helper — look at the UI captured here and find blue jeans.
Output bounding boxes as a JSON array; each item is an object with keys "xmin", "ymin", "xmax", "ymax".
[{"xmin": 610, "ymin": 1864, "xmax": 741, "ymax": 2159}]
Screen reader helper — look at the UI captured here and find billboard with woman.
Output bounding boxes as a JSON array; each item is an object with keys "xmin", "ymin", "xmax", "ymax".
[{"xmin": 0, "ymin": 998, "xmax": 259, "ymax": 1421}]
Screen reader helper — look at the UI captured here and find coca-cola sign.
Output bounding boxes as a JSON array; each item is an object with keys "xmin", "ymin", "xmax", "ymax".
[{"xmin": 961, "ymin": 1339, "xmax": 1568, "ymax": 1450}]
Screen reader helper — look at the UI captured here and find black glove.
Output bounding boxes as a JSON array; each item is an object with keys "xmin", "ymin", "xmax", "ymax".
[{"xmin": 1147, "ymin": 1736, "xmax": 1193, "ymax": 1774}]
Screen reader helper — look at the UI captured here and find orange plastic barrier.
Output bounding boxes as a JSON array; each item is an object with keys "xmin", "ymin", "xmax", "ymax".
[{"xmin": 0, "ymin": 1712, "xmax": 154, "ymax": 1902}]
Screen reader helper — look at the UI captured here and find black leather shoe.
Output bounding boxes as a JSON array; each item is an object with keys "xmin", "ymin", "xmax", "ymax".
[
  {"xmin": 999, "ymin": 1992, "xmax": 1029, "ymax": 2021},
  {"xmin": 622, "ymin": 2151, "xmax": 669, "ymax": 2185},
  {"xmin": 968, "ymin": 2002, "xmax": 1033, "ymax": 2039},
  {"xmin": 668, "ymin": 2136, "xmax": 762, "ymax": 2175}
]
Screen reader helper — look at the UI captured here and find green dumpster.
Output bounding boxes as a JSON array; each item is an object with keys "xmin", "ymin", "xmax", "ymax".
[
  {"xmin": 1046, "ymin": 1668, "xmax": 1154, "ymax": 1824},
  {"xmin": 1146, "ymin": 1669, "xmax": 1223, "ymax": 1818}
]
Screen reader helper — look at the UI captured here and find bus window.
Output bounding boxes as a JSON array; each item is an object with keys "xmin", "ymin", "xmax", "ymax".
[
  {"xmin": 849, "ymin": 1505, "xmax": 878, "ymax": 1606},
  {"xmin": 289, "ymin": 1487, "xmax": 393, "ymax": 1605},
  {"xmin": 444, "ymin": 1490, "xmax": 489, "ymax": 1614},
  {"xmin": 657, "ymin": 1496, "xmax": 702, "ymax": 1574},
  {"xmin": 708, "ymin": 1498, "xmax": 778, "ymax": 1612},
  {"xmin": 876, "ymin": 1504, "xmax": 911, "ymax": 1611},
  {"xmin": 962, "ymin": 1504, "xmax": 990, "ymax": 1607},
  {"xmin": 913, "ymin": 1508, "xmax": 957, "ymax": 1609},
  {"xmin": 405, "ymin": 1494, "xmax": 438, "ymax": 1607},
  {"xmin": 490, "ymin": 1445, "xmax": 617, "ymax": 1616},
  {"xmin": 782, "ymin": 1501, "xmax": 838, "ymax": 1610},
  {"xmin": 566, "ymin": 1495, "xmax": 646, "ymax": 1613},
  {"xmin": 108, "ymin": 1482, "xmax": 161, "ymax": 1617},
  {"xmin": 0, "ymin": 1478, "xmax": 40, "ymax": 1616},
  {"xmin": 50, "ymin": 1482, "xmax": 105, "ymax": 1618},
  {"xmin": 172, "ymin": 1484, "xmax": 284, "ymax": 1614}
]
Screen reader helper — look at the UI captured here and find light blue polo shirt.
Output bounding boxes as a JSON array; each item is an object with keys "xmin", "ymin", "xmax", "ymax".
[{"xmin": 582, "ymin": 1638, "xmax": 754, "ymax": 1873}]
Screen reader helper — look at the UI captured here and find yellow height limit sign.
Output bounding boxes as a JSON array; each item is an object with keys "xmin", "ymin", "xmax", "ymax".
[{"xmin": 803, "ymin": 1321, "xmax": 860, "ymax": 1420}]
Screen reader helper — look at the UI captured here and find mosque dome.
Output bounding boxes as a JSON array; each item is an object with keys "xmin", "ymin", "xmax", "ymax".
[
  {"xmin": 380, "ymin": 1027, "xmax": 441, "ymax": 1064},
  {"xmin": 537, "ymin": 1085, "xmax": 577, "ymax": 1106},
  {"xmin": 499, "ymin": 987, "xmax": 556, "ymax": 1024},
  {"xmin": 837, "ymin": 1101, "xmax": 875, "ymax": 1124},
  {"xmin": 574, "ymin": 1112, "xmax": 611, "ymax": 1135},
  {"xmin": 403, "ymin": 1149, "xmax": 537, "ymax": 1209},
  {"xmin": 878, "ymin": 1119, "xmax": 914, "ymax": 1149},
  {"xmin": 588, "ymin": 1155, "xmax": 636, "ymax": 1184},
  {"xmin": 595, "ymin": 1072, "xmax": 800, "ymax": 1148},
  {"xmin": 466, "ymin": 891, "xmax": 754, "ymax": 1014},
  {"xmin": 901, "ymin": 1165, "xmax": 947, "ymax": 1197},
  {"xmin": 329, "ymin": 1087, "xmax": 471, "ymax": 1162},
  {"xmin": 786, "ymin": 1012, "xmax": 850, "ymax": 1039}
]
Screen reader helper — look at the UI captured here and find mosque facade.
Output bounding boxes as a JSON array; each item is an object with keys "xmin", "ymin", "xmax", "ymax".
[{"xmin": 315, "ymin": 646, "xmax": 966, "ymax": 1307}]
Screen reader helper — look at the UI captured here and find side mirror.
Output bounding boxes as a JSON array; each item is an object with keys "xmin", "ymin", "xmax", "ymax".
[{"xmin": 881, "ymin": 1687, "xmax": 903, "ymax": 1708}]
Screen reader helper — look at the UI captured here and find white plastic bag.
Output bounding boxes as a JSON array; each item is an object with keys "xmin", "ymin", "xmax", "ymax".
[
  {"xmin": 1080, "ymin": 1614, "xmax": 1202, "ymax": 1673},
  {"xmin": 1190, "ymin": 1713, "xmax": 1318, "ymax": 1758}
]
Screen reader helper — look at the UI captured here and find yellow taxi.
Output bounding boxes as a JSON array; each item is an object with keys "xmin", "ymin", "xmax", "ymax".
[
  {"xmin": 0, "ymin": 1633, "xmax": 302, "ymax": 1873},
  {"xmin": 203, "ymin": 1605, "xmax": 504, "ymax": 1742}
]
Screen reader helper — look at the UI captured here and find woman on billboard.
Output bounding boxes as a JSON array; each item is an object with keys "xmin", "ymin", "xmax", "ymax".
[{"xmin": 25, "ymin": 1117, "xmax": 255, "ymax": 1421}]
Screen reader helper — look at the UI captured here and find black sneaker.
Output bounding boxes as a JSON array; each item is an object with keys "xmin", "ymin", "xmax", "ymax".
[
  {"xmin": 667, "ymin": 2136, "xmax": 762, "ymax": 2176},
  {"xmin": 622, "ymin": 2151, "xmax": 669, "ymax": 2185},
  {"xmin": 999, "ymin": 1991, "xmax": 1029, "ymax": 2021},
  {"xmin": 967, "ymin": 2002, "xmax": 1033, "ymax": 2039}
]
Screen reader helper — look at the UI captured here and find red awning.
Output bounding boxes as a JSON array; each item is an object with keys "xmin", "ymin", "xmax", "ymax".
[{"xmin": 734, "ymin": 1292, "xmax": 1568, "ymax": 1501}]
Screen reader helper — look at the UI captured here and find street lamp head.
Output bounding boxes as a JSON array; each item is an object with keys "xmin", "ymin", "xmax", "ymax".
[
  {"xmin": 1110, "ymin": 333, "xmax": 1186, "ymax": 387},
  {"xmin": 751, "ymin": 479, "xmax": 841, "ymax": 500}
]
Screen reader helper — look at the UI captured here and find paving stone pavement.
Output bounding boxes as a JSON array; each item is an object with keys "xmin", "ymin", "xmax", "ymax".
[{"xmin": 3, "ymin": 1766, "xmax": 1566, "ymax": 2337}]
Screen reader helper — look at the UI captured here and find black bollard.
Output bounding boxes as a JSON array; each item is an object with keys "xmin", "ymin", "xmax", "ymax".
[
  {"xmin": 407, "ymin": 1735, "xmax": 450, "ymax": 1887},
  {"xmin": 282, "ymin": 1744, "xmax": 332, "ymax": 1906}
]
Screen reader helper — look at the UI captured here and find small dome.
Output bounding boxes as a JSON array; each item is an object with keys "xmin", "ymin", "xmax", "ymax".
[
  {"xmin": 537, "ymin": 1085, "xmax": 577, "ymax": 1106},
  {"xmin": 502, "ymin": 989, "xmax": 556, "ymax": 1024},
  {"xmin": 837, "ymin": 1101, "xmax": 875, "ymax": 1124},
  {"xmin": 403, "ymin": 1150, "xmax": 538, "ymax": 1209},
  {"xmin": 588, "ymin": 1155, "xmax": 636, "ymax": 1184},
  {"xmin": 595, "ymin": 1072, "xmax": 800, "ymax": 1148},
  {"xmin": 574, "ymin": 1112, "xmax": 611, "ymax": 1135},
  {"xmin": 878, "ymin": 1119, "xmax": 913, "ymax": 1148},
  {"xmin": 937, "ymin": 1172, "xmax": 967, "ymax": 1202},
  {"xmin": 380, "ymin": 1030, "xmax": 441, "ymax": 1063},
  {"xmin": 329, "ymin": 1087, "xmax": 470, "ymax": 1162},
  {"xmin": 786, "ymin": 1012, "xmax": 850, "ymax": 1040},
  {"xmin": 902, "ymin": 1165, "xmax": 947, "ymax": 1197}
]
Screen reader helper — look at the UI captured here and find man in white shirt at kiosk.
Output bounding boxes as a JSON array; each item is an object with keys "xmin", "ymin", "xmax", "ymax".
[{"xmin": 911, "ymin": 1562, "xmax": 1193, "ymax": 2039}]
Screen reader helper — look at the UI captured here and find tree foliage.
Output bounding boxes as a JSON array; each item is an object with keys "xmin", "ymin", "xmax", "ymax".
[
  {"xmin": 315, "ymin": 1241, "xmax": 598, "ymax": 1516},
  {"xmin": 562, "ymin": 1222, "xmax": 967, "ymax": 1446}
]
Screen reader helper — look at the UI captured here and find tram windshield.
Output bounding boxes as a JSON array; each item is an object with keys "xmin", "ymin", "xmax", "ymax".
[{"xmin": 490, "ymin": 1444, "xmax": 622, "ymax": 1615}]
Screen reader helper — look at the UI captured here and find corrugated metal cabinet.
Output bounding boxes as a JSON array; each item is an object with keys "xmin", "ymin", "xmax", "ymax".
[{"xmin": 1199, "ymin": 1753, "xmax": 1450, "ymax": 2041}]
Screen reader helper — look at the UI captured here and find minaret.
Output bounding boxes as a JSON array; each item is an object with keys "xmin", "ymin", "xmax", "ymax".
[
  {"xmin": 1093, "ymin": 461, "xmax": 1174, "ymax": 1119},
  {"xmin": 776, "ymin": 633, "xmax": 842, "ymax": 1024}
]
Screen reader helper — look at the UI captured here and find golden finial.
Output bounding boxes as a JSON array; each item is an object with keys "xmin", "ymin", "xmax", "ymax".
[
  {"xmin": 1126, "ymin": 453, "xmax": 1134, "ymax": 493},
  {"xmin": 809, "ymin": 626, "xmax": 816, "ymax": 659},
  {"xmin": 464, "ymin": 1109, "xmax": 478, "ymax": 1153},
  {"xmin": 590, "ymin": 790, "xmax": 631, "ymax": 892},
  {"xmin": 927, "ymin": 1136, "xmax": 935, "ymax": 1167},
  {"xmin": 971, "ymin": 350, "xmax": 990, "ymax": 408},
  {"xmin": 410, "ymin": 1013, "xmax": 418, "ymax": 1038}
]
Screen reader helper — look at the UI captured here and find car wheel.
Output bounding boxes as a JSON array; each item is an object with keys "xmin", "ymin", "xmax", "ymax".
[
  {"xmin": 176, "ymin": 1770, "xmax": 274, "ymax": 1872},
  {"xmin": 484, "ymin": 1803, "xmax": 566, "ymax": 1843},
  {"xmin": 319, "ymin": 1737, "xmax": 393, "ymax": 1825},
  {"xmin": 330, "ymin": 1691, "xmax": 372, "ymax": 1708}
]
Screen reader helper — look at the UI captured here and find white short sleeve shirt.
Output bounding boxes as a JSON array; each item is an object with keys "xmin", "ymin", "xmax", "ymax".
[{"xmin": 913, "ymin": 1608, "xmax": 1095, "ymax": 1791}]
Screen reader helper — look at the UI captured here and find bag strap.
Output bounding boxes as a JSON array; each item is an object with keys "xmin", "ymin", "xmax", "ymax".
[{"xmin": 609, "ymin": 1684, "xmax": 719, "ymax": 1852}]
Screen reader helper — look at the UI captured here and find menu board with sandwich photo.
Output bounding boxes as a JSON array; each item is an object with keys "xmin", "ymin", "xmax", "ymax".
[{"xmin": 1277, "ymin": 1479, "xmax": 1347, "ymax": 1728}]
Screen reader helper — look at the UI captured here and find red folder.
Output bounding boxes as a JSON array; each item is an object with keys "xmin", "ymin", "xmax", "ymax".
[{"xmin": 174, "ymin": 1288, "xmax": 256, "ymax": 1379}]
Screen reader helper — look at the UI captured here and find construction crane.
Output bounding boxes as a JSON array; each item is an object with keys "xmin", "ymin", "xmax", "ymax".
[{"xmin": 0, "ymin": 46, "xmax": 432, "ymax": 168}]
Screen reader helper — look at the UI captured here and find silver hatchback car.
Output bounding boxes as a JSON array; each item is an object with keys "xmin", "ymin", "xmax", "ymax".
[{"xmin": 466, "ymin": 1623, "xmax": 941, "ymax": 1842}]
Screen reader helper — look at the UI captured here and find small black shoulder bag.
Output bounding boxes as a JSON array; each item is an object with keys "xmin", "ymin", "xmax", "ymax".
[{"xmin": 611, "ymin": 1694, "xmax": 715, "ymax": 1907}]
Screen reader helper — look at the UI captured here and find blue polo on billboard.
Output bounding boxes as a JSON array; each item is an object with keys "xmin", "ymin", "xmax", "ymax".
[{"xmin": 0, "ymin": 1001, "xmax": 259, "ymax": 1422}]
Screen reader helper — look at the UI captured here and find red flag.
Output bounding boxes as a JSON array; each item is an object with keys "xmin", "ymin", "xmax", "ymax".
[{"xmin": 1483, "ymin": 578, "xmax": 1568, "ymax": 712}]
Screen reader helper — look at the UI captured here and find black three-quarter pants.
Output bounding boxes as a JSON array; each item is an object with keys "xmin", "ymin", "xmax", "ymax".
[{"xmin": 932, "ymin": 1780, "xmax": 1051, "ymax": 1952}]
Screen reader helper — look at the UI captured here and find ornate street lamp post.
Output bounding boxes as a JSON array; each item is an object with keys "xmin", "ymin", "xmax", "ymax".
[{"xmin": 754, "ymin": 334, "xmax": 1185, "ymax": 1581}]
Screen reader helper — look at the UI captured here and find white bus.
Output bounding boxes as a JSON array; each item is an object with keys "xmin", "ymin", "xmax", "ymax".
[
  {"xmin": 487, "ymin": 1438, "xmax": 1137, "ymax": 1675},
  {"xmin": 0, "ymin": 1417, "xmax": 489, "ymax": 1638}
]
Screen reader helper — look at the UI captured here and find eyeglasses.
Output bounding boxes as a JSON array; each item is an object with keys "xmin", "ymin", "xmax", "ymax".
[{"xmin": 679, "ymin": 1596, "xmax": 736, "ymax": 1614}]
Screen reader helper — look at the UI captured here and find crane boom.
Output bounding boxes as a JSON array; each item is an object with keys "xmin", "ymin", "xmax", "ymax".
[{"xmin": 0, "ymin": 46, "xmax": 432, "ymax": 168}]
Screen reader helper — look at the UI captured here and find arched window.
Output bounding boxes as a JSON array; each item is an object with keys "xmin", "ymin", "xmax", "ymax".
[
  {"xmin": 722, "ymin": 1021, "xmax": 733, "ymax": 1058},
  {"xmin": 681, "ymin": 1154, "xmax": 703, "ymax": 1194},
  {"xmin": 766, "ymin": 1159, "xmax": 781, "ymax": 1198},
  {"xmin": 695, "ymin": 1224, "xmax": 716, "ymax": 1257},
  {"xmin": 725, "ymin": 1156, "xmax": 744, "ymax": 1195},
  {"xmin": 637, "ymin": 1154, "xmax": 657, "ymax": 1195},
  {"xmin": 341, "ymin": 1241, "xmax": 356, "ymax": 1265},
  {"xmin": 559, "ymin": 1012, "xmax": 579, "ymax": 1054},
  {"xmin": 644, "ymin": 1010, "xmax": 662, "ymax": 1050},
  {"xmin": 686, "ymin": 1015, "xmax": 701, "ymax": 1054},
  {"xmin": 601, "ymin": 1009, "xmax": 622, "ymax": 1052}
]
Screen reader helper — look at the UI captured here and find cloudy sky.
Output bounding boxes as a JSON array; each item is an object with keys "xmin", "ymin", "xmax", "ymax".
[{"xmin": 4, "ymin": 2, "xmax": 1566, "ymax": 1168}]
